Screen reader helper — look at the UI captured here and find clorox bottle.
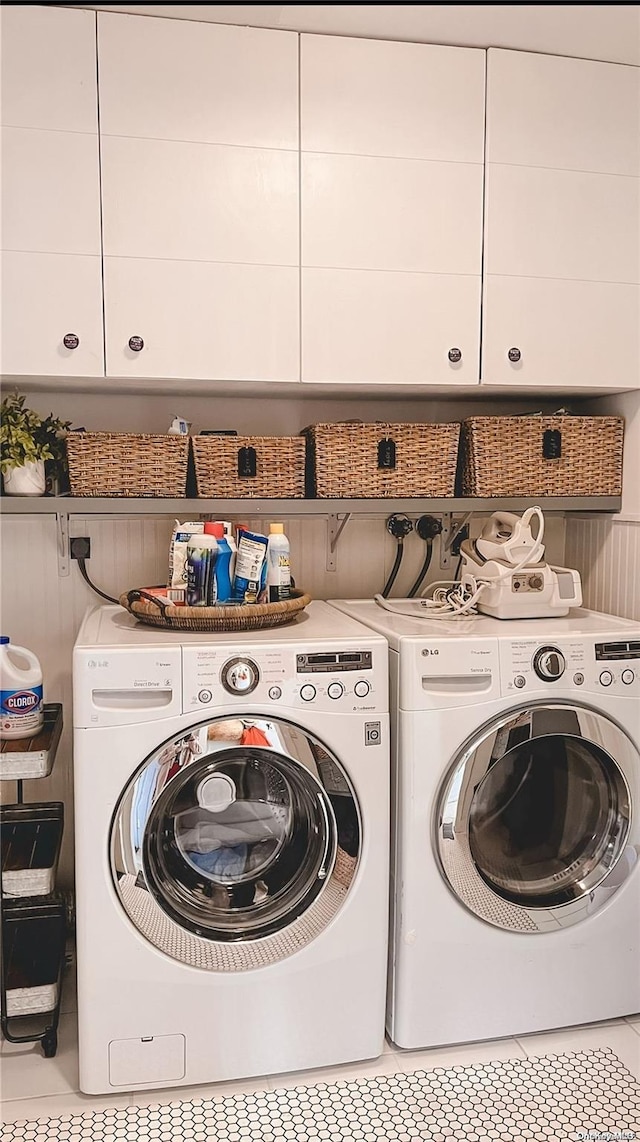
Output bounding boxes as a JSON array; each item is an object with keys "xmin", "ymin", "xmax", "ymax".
[{"xmin": 0, "ymin": 637, "xmax": 44, "ymax": 740}]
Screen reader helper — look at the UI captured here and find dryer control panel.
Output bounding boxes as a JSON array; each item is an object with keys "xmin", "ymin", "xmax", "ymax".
[
  {"xmin": 500, "ymin": 637, "xmax": 640, "ymax": 697},
  {"xmin": 182, "ymin": 643, "xmax": 387, "ymax": 714}
]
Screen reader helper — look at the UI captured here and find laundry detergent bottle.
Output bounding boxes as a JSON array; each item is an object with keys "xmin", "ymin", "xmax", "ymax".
[
  {"xmin": 204, "ymin": 522, "xmax": 233, "ymax": 603},
  {"xmin": 0, "ymin": 637, "xmax": 44, "ymax": 740}
]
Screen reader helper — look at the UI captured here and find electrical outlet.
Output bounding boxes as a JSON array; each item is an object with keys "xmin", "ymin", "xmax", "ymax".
[
  {"xmin": 70, "ymin": 536, "xmax": 91, "ymax": 560},
  {"xmin": 451, "ymin": 525, "xmax": 469, "ymax": 556}
]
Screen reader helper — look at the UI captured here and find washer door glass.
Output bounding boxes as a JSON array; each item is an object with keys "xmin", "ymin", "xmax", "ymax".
[
  {"xmin": 437, "ymin": 704, "xmax": 637, "ymax": 931},
  {"xmin": 110, "ymin": 716, "xmax": 361, "ymax": 970}
]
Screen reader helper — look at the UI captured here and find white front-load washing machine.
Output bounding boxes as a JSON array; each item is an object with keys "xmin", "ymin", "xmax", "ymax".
[
  {"xmin": 330, "ymin": 600, "xmax": 640, "ymax": 1049},
  {"xmin": 73, "ymin": 602, "xmax": 389, "ymax": 1094}
]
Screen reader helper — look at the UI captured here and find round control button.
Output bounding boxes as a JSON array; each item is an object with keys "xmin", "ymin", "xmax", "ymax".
[
  {"xmin": 354, "ymin": 680, "xmax": 371, "ymax": 698},
  {"xmin": 573, "ymin": 672, "xmax": 585, "ymax": 686},
  {"xmin": 622, "ymin": 669, "xmax": 635, "ymax": 685},
  {"xmin": 328, "ymin": 682, "xmax": 344, "ymax": 700},
  {"xmin": 514, "ymin": 675, "xmax": 526, "ymax": 689},
  {"xmin": 599, "ymin": 670, "xmax": 613, "ymax": 687},
  {"xmin": 268, "ymin": 685, "xmax": 282, "ymax": 700},
  {"xmin": 198, "ymin": 689, "xmax": 212, "ymax": 704},
  {"xmin": 300, "ymin": 684, "xmax": 316, "ymax": 702}
]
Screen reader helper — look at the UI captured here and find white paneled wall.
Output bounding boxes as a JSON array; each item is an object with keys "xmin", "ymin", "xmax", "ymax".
[
  {"xmin": 565, "ymin": 517, "xmax": 640, "ymax": 621},
  {"xmin": 0, "ymin": 515, "xmax": 173, "ymax": 887},
  {"xmin": 0, "ymin": 509, "xmax": 568, "ymax": 891}
]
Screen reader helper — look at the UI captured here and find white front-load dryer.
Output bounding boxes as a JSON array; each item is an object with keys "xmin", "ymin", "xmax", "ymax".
[
  {"xmin": 73, "ymin": 602, "xmax": 389, "ymax": 1094},
  {"xmin": 330, "ymin": 600, "xmax": 640, "ymax": 1049}
]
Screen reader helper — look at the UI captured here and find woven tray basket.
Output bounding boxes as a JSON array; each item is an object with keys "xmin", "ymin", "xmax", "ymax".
[
  {"xmin": 66, "ymin": 433, "xmax": 189, "ymax": 497},
  {"xmin": 192, "ymin": 435, "xmax": 306, "ymax": 499},
  {"xmin": 460, "ymin": 416, "xmax": 624, "ymax": 497},
  {"xmin": 304, "ymin": 422, "xmax": 460, "ymax": 498},
  {"xmin": 120, "ymin": 588, "xmax": 312, "ymax": 632}
]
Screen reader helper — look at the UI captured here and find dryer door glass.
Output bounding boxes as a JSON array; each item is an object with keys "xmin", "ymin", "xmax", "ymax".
[
  {"xmin": 468, "ymin": 734, "xmax": 629, "ymax": 908},
  {"xmin": 110, "ymin": 716, "xmax": 361, "ymax": 970},
  {"xmin": 437, "ymin": 703, "xmax": 638, "ymax": 931}
]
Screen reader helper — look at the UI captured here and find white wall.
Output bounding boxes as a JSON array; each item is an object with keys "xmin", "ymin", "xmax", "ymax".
[
  {"xmin": 18, "ymin": 387, "xmax": 563, "ymax": 435},
  {"xmin": 561, "ymin": 391, "xmax": 640, "ymax": 622}
]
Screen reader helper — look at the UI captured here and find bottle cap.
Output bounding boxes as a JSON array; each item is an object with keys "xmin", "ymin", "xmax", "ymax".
[
  {"xmin": 0, "ymin": 636, "xmax": 9, "ymax": 644},
  {"xmin": 269, "ymin": 523, "xmax": 285, "ymax": 534},
  {"xmin": 204, "ymin": 522, "xmax": 225, "ymax": 538},
  {"xmin": 187, "ymin": 534, "xmax": 218, "ymax": 548}
]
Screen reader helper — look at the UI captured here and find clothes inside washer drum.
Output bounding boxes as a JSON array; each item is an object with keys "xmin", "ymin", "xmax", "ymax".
[{"xmin": 117, "ymin": 862, "xmax": 352, "ymax": 971}]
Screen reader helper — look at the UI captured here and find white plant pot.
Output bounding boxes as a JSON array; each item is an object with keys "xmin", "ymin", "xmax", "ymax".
[{"xmin": 3, "ymin": 459, "xmax": 46, "ymax": 496}]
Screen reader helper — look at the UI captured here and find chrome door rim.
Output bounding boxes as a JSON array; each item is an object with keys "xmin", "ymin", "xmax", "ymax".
[{"xmin": 435, "ymin": 700, "xmax": 639, "ymax": 932}]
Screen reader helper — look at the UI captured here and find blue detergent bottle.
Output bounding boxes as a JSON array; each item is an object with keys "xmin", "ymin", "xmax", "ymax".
[{"xmin": 205, "ymin": 522, "xmax": 233, "ymax": 603}]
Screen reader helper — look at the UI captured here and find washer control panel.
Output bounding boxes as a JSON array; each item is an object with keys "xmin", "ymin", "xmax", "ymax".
[
  {"xmin": 182, "ymin": 643, "xmax": 384, "ymax": 713},
  {"xmin": 500, "ymin": 636, "xmax": 640, "ymax": 696}
]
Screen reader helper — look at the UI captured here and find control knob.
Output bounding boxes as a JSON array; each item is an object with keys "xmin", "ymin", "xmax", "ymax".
[
  {"xmin": 221, "ymin": 657, "xmax": 259, "ymax": 695},
  {"xmin": 533, "ymin": 646, "xmax": 566, "ymax": 682}
]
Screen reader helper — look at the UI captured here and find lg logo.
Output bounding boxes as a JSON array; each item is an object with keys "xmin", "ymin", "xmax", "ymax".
[{"xmin": 421, "ymin": 648, "xmax": 440, "ymax": 656}]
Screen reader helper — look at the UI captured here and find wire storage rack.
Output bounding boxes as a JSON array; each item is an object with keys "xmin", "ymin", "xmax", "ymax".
[{"xmin": 0, "ymin": 704, "xmax": 66, "ymax": 1057}]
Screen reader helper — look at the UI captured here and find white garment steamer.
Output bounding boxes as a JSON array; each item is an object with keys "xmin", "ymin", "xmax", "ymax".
[{"xmin": 375, "ymin": 507, "xmax": 582, "ymax": 620}]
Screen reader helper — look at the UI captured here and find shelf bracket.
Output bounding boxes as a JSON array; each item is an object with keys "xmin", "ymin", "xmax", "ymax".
[
  {"xmin": 56, "ymin": 512, "xmax": 70, "ymax": 578},
  {"xmin": 326, "ymin": 513, "xmax": 351, "ymax": 572},
  {"xmin": 439, "ymin": 511, "xmax": 473, "ymax": 570}
]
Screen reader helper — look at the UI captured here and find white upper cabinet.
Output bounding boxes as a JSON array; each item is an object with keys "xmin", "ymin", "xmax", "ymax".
[
  {"xmin": 301, "ymin": 35, "xmax": 485, "ymax": 386},
  {"xmin": 0, "ymin": 6, "xmax": 103, "ymax": 377},
  {"xmin": 483, "ymin": 49, "xmax": 640, "ymax": 389},
  {"xmin": 98, "ymin": 13, "xmax": 300, "ymax": 382},
  {"xmin": 98, "ymin": 14, "xmax": 297, "ymax": 150},
  {"xmin": 0, "ymin": 5, "xmax": 98, "ymax": 133}
]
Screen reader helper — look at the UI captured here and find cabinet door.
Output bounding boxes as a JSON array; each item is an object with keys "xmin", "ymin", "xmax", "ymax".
[
  {"xmin": 99, "ymin": 13, "xmax": 299, "ymax": 383},
  {"xmin": 104, "ymin": 259, "xmax": 299, "ymax": 383},
  {"xmin": 1, "ymin": 252, "xmax": 104, "ymax": 378},
  {"xmin": 0, "ymin": 5, "xmax": 103, "ymax": 377},
  {"xmin": 303, "ymin": 269, "xmax": 480, "ymax": 386},
  {"xmin": 483, "ymin": 49, "xmax": 640, "ymax": 389},
  {"xmin": 301, "ymin": 34, "xmax": 485, "ymax": 386}
]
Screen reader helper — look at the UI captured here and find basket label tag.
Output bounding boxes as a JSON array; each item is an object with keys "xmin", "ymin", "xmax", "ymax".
[
  {"xmin": 377, "ymin": 438, "xmax": 396, "ymax": 470},
  {"xmin": 237, "ymin": 446, "xmax": 257, "ymax": 478},
  {"xmin": 542, "ymin": 429, "xmax": 562, "ymax": 459}
]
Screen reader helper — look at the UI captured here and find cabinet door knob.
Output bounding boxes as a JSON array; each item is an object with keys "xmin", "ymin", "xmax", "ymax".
[
  {"xmin": 448, "ymin": 348, "xmax": 462, "ymax": 363},
  {"xmin": 63, "ymin": 333, "xmax": 79, "ymax": 350},
  {"xmin": 508, "ymin": 347, "xmax": 521, "ymax": 363},
  {"xmin": 128, "ymin": 336, "xmax": 144, "ymax": 352}
]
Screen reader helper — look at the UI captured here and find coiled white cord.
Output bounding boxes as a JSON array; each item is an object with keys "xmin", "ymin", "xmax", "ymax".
[{"xmin": 374, "ymin": 507, "xmax": 545, "ymax": 620}]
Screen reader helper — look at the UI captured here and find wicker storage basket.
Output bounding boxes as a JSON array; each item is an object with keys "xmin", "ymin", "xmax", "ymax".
[
  {"xmin": 460, "ymin": 416, "xmax": 624, "ymax": 497},
  {"xmin": 192, "ymin": 435, "xmax": 306, "ymax": 499},
  {"xmin": 304, "ymin": 422, "xmax": 460, "ymax": 498},
  {"xmin": 66, "ymin": 433, "xmax": 189, "ymax": 497}
]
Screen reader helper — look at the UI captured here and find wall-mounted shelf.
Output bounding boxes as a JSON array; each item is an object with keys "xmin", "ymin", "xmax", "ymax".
[{"xmin": 0, "ymin": 496, "xmax": 622, "ymax": 515}]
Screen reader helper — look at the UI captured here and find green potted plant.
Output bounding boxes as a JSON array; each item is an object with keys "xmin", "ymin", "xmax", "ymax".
[{"xmin": 1, "ymin": 391, "xmax": 71, "ymax": 497}]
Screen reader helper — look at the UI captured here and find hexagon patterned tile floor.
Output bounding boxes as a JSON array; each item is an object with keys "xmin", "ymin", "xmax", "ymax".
[{"xmin": 1, "ymin": 1049, "xmax": 638, "ymax": 1141}]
